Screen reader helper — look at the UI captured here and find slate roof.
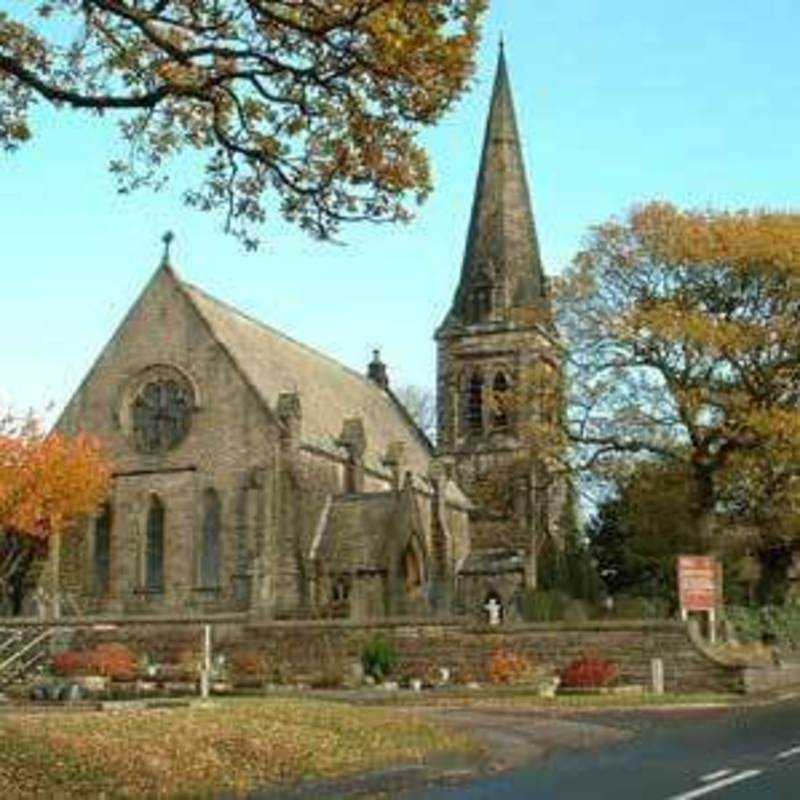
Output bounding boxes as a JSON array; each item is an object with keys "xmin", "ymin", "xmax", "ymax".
[
  {"xmin": 310, "ymin": 494, "xmax": 399, "ymax": 571},
  {"xmin": 179, "ymin": 279, "xmax": 434, "ymax": 475}
]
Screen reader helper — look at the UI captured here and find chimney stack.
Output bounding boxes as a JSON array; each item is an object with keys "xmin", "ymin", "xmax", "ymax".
[{"xmin": 367, "ymin": 349, "xmax": 389, "ymax": 389}]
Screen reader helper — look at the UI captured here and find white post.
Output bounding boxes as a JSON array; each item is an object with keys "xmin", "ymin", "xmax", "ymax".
[
  {"xmin": 651, "ymin": 658, "xmax": 664, "ymax": 695},
  {"xmin": 708, "ymin": 609, "xmax": 716, "ymax": 644},
  {"xmin": 200, "ymin": 624, "xmax": 212, "ymax": 699}
]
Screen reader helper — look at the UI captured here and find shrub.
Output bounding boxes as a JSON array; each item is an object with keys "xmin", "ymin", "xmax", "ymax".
[
  {"xmin": 310, "ymin": 663, "xmax": 345, "ymax": 689},
  {"xmin": 52, "ymin": 643, "xmax": 137, "ymax": 680},
  {"xmin": 92, "ymin": 644, "xmax": 137, "ymax": 680},
  {"xmin": 559, "ymin": 656, "xmax": 619, "ymax": 689},
  {"xmin": 726, "ymin": 604, "xmax": 800, "ymax": 651},
  {"xmin": 612, "ymin": 594, "xmax": 656, "ymax": 619},
  {"xmin": 361, "ymin": 635, "xmax": 397, "ymax": 681},
  {"xmin": 488, "ymin": 649, "xmax": 536, "ymax": 685},
  {"xmin": 52, "ymin": 650, "xmax": 91, "ymax": 677},
  {"xmin": 711, "ymin": 641, "xmax": 775, "ymax": 667},
  {"xmin": 519, "ymin": 589, "xmax": 568, "ymax": 622},
  {"xmin": 172, "ymin": 647, "xmax": 201, "ymax": 680},
  {"xmin": 229, "ymin": 651, "xmax": 266, "ymax": 677},
  {"xmin": 563, "ymin": 598, "xmax": 591, "ymax": 623}
]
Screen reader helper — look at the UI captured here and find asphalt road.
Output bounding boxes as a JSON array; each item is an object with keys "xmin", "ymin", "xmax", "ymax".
[{"xmin": 404, "ymin": 699, "xmax": 800, "ymax": 800}]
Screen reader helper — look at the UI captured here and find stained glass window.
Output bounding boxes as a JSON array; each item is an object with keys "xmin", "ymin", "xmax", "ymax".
[{"xmin": 132, "ymin": 379, "xmax": 193, "ymax": 453}]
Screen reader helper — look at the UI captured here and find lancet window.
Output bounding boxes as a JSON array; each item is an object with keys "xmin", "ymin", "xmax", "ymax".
[
  {"xmin": 491, "ymin": 371, "xmax": 510, "ymax": 429},
  {"xmin": 94, "ymin": 503, "xmax": 112, "ymax": 596},
  {"xmin": 145, "ymin": 495, "xmax": 165, "ymax": 593},
  {"xmin": 466, "ymin": 373, "xmax": 484, "ymax": 433},
  {"xmin": 200, "ymin": 488, "xmax": 221, "ymax": 589}
]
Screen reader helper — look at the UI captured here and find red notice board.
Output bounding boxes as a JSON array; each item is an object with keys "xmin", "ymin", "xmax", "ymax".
[{"xmin": 678, "ymin": 556, "xmax": 719, "ymax": 612}]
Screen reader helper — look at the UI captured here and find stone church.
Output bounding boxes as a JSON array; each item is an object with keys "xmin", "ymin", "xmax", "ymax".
[{"xmin": 52, "ymin": 49, "xmax": 563, "ymax": 620}]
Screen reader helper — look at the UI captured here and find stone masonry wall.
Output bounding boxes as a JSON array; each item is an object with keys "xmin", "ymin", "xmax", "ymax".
[{"xmin": 65, "ymin": 617, "xmax": 743, "ymax": 694}]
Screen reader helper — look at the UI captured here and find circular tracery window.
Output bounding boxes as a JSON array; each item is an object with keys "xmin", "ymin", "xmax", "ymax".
[{"xmin": 129, "ymin": 372, "xmax": 195, "ymax": 453}]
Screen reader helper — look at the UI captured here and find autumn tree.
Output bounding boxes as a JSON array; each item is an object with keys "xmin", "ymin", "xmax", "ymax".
[
  {"xmin": 0, "ymin": 409, "xmax": 111, "ymax": 615},
  {"xmin": 0, "ymin": 1, "xmax": 486, "ymax": 247},
  {"xmin": 551, "ymin": 202, "xmax": 800, "ymax": 550}
]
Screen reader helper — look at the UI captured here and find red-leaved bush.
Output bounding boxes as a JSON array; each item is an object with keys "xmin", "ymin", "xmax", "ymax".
[
  {"xmin": 92, "ymin": 643, "xmax": 137, "ymax": 680},
  {"xmin": 52, "ymin": 643, "xmax": 137, "ymax": 680},
  {"xmin": 559, "ymin": 656, "xmax": 619, "ymax": 689},
  {"xmin": 488, "ymin": 649, "xmax": 534, "ymax": 685},
  {"xmin": 52, "ymin": 650, "xmax": 91, "ymax": 677}
]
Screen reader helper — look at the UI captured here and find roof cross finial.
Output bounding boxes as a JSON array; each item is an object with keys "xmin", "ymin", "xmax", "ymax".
[
  {"xmin": 161, "ymin": 230, "xmax": 175, "ymax": 266},
  {"xmin": 499, "ymin": 32, "xmax": 505, "ymax": 52}
]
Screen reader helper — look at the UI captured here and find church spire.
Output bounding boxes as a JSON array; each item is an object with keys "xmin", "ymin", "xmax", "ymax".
[{"xmin": 443, "ymin": 47, "xmax": 547, "ymax": 328}]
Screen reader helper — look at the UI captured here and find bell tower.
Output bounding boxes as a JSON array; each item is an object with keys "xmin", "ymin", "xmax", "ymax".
[{"xmin": 435, "ymin": 47, "xmax": 563, "ymax": 587}]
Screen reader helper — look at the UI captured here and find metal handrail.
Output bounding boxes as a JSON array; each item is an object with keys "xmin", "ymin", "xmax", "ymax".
[
  {"xmin": 0, "ymin": 628, "xmax": 57, "ymax": 676},
  {"xmin": 0, "ymin": 628, "xmax": 25, "ymax": 656}
]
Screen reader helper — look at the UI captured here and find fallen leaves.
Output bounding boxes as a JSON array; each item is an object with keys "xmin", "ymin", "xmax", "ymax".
[{"xmin": 0, "ymin": 697, "xmax": 474, "ymax": 798}]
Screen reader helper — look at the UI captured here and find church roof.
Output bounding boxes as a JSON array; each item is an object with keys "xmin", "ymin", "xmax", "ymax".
[
  {"xmin": 310, "ymin": 493, "xmax": 400, "ymax": 571},
  {"xmin": 442, "ymin": 47, "xmax": 548, "ymax": 329},
  {"xmin": 178, "ymin": 279, "xmax": 433, "ymax": 475}
]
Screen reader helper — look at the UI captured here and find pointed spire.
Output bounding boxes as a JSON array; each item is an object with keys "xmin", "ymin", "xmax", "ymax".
[{"xmin": 443, "ymin": 48, "xmax": 547, "ymax": 328}]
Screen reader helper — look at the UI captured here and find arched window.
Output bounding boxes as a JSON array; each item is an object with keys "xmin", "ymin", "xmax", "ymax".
[
  {"xmin": 200, "ymin": 488, "xmax": 222, "ymax": 589},
  {"xmin": 466, "ymin": 373, "xmax": 484, "ymax": 432},
  {"xmin": 331, "ymin": 575, "xmax": 351, "ymax": 603},
  {"xmin": 94, "ymin": 503, "xmax": 112, "ymax": 596},
  {"xmin": 491, "ymin": 372, "xmax": 510, "ymax": 428},
  {"xmin": 483, "ymin": 590, "xmax": 504, "ymax": 624},
  {"xmin": 145, "ymin": 495, "xmax": 165, "ymax": 593}
]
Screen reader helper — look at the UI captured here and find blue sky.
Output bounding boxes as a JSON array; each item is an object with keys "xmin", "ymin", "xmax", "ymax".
[{"xmin": 2, "ymin": 1, "xmax": 800, "ymax": 420}]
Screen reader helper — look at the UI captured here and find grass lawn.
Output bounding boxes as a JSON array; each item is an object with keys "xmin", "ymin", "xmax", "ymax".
[
  {"xmin": 0, "ymin": 697, "xmax": 479, "ymax": 799},
  {"xmin": 346, "ymin": 688, "xmax": 743, "ymax": 710}
]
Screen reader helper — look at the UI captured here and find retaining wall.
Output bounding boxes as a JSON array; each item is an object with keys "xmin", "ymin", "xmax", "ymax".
[{"xmin": 36, "ymin": 615, "xmax": 745, "ymax": 694}]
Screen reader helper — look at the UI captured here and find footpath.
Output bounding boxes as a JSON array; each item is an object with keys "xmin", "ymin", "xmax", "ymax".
[{"xmin": 248, "ymin": 690, "xmax": 747, "ymax": 799}]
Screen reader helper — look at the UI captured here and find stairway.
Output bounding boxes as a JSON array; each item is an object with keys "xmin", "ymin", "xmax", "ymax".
[{"xmin": 0, "ymin": 626, "xmax": 58, "ymax": 690}]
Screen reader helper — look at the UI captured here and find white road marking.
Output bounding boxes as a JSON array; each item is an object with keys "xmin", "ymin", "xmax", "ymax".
[
  {"xmin": 667, "ymin": 769, "xmax": 763, "ymax": 800},
  {"xmin": 700, "ymin": 769, "xmax": 732, "ymax": 782},
  {"xmin": 776, "ymin": 745, "xmax": 800, "ymax": 760}
]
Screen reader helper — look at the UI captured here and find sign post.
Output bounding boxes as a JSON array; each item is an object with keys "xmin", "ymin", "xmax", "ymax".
[{"xmin": 678, "ymin": 556, "xmax": 721, "ymax": 643}]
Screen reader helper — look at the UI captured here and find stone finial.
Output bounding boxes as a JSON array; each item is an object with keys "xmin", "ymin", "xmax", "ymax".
[
  {"xmin": 383, "ymin": 441, "xmax": 405, "ymax": 490},
  {"xmin": 277, "ymin": 392, "xmax": 302, "ymax": 450},
  {"xmin": 428, "ymin": 458, "xmax": 453, "ymax": 483},
  {"xmin": 277, "ymin": 391, "xmax": 301, "ymax": 422},
  {"xmin": 367, "ymin": 349, "xmax": 389, "ymax": 389},
  {"xmin": 337, "ymin": 417, "xmax": 366, "ymax": 460},
  {"xmin": 338, "ymin": 417, "xmax": 366, "ymax": 494}
]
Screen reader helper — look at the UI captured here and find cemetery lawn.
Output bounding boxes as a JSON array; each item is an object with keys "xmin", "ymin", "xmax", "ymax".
[{"xmin": 0, "ymin": 697, "xmax": 479, "ymax": 799}]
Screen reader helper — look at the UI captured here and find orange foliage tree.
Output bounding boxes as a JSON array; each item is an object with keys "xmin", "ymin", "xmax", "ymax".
[
  {"xmin": 0, "ymin": 409, "xmax": 111, "ymax": 614},
  {"xmin": 548, "ymin": 203, "xmax": 800, "ymax": 546},
  {"xmin": 0, "ymin": 1, "xmax": 486, "ymax": 248}
]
